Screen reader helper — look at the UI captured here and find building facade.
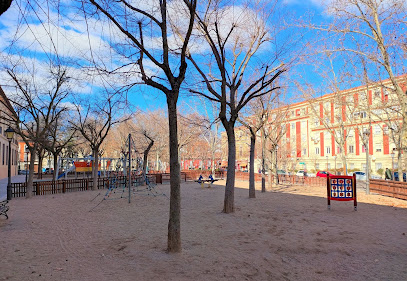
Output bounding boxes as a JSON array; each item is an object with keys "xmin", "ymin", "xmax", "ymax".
[
  {"xmin": 0, "ymin": 87, "xmax": 19, "ymax": 179},
  {"xmin": 223, "ymin": 77, "xmax": 407, "ymax": 178}
]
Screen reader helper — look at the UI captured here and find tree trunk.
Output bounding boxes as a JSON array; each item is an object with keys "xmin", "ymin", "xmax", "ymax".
[
  {"xmin": 143, "ymin": 139, "xmax": 154, "ymax": 180},
  {"xmin": 249, "ymin": 134, "xmax": 256, "ymax": 198},
  {"xmin": 274, "ymin": 147, "xmax": 278, "ymax": 185},
  {"xmin": 92, "ymin": 148, "xmax": 99, "ymax": 190},
  {"xmin": 365, "ymin": 149, "xmax": 370, "ymax": 194},
  {"xmin": 123, "ymin": 155, "xmax": 127, "ymax": 176},
  {"xmin": 223, "ymin": 124, "xmax": 236, "ymax": 213},
  {"xmin": 53, "ymin": 153, "xmax": 58, "ymax": 181},
  {"xmin": 397, "ymin": 152, "xmax": 402, "ymax": 182},
  {"xmin": 26, "ymin": 145, "xmax": 37, "ymax": 199},
  {"xmin": 261, "ymin": 129, "xmax": 266, "ymax": 192},
  {"xmin": 167, "ymin": 96, "xmax": 181, "ymax": 253},
  {"xmin": 37, "ymin": 154, "xmax": 43, "ymax": 179},
  {"xmin": 341, "ymin": 152, "xmax": 347, "ymax": 176},
  {"xmin": 211, "ymin": 149, "xmax": 215, "ymax": 174}
]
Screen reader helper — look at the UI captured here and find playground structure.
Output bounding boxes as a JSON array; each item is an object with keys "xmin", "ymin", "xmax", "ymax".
[
  {"xmin": 55, "ymin": 156, "xmax": 148, "ymax": 179},
  {"xmin": 195, "ymin": 174, "xmax": 219, "ymax": 188},
  {"xmin": 88, "ymin": 134, "xmax": 167, "ymax": 209}
]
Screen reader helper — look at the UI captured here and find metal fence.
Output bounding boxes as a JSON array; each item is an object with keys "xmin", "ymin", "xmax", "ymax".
[{"xmin": 11, "ymin": 175, "xmax": 150, "ymax": 198}]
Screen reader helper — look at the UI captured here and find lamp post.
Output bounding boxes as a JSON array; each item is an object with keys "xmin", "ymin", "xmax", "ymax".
[
  {"xmin": 5, "ymin": 127, "xmax": 15, "ymax": 200},
  {"xmin": 334, "ymin": 155, "xmax": 337, "ymax": 175},
  {"xmin": 363, "ymin": 131, "xmax": 370, "ymax": 194},
  {"xmin": 391, "ymin": 150, "xmax": 395, "ymax": 180},
  {"xmin": 326, "ymin": 156, "xmax": 328, "ymax": 172}
]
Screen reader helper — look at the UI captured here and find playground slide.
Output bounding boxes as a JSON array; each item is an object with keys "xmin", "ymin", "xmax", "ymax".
[{"xmin": 57, "ymin": 165, "xmax": 76, "ymax": 180}]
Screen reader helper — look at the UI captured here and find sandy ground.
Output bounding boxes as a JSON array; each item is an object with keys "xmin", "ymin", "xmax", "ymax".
[{"xmin": 1, "ymin": 180, "xmax": 407, "ymax": 281}]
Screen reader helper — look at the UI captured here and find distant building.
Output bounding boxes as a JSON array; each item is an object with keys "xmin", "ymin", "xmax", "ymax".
[
  {"xmin": 222, "ymin": 76, "xmax": 407, "ymax": 177},
  {"xmin": 0, "ymin": 86, "xmax": 19, "ymax": 179}
]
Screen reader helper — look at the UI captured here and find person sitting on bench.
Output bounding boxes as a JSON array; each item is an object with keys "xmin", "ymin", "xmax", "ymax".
[{"xmin": 195, "ymin": 174, "xmax": 218, "ymax": 188}]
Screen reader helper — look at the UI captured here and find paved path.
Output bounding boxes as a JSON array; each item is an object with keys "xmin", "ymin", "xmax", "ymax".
[{"xmin": 0, "ymin": 175, "xmax": 29, "ymax": 201}]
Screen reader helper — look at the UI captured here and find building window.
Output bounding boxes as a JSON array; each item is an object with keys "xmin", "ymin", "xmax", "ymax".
[
  {"xmin": 337, "ymin": 147, "xmax": 342, "ymax": 154},
  {"xmin": 350, "ymin": 163, "xmax": 355, "ymax": 169},
  {"xmin": 362, "ymin": 163, "xmax": 366, "ymax": 170},
  {"xmin": 315, "ymin": 147, "xmax": 320, "ymax": 154},
  {"xmin": 349, "ymin": 145, "xmax": 354, "ymax": 153},
  {"xmin": 2, "ymin": 143, "xmax": 4, "ymax": 165},
  {"xmin": 375, "ymin": 163, "xmax": 382, "ymax": 171},
  {"xmin": 316, "ymin": 163, "xmax": 319, "ymax": 170},
  {"xmin": 303, "ymin": 149, "xmax": 307, "ymax": 155},
  {"xmin": 374, "ymin": 125, "xmax": 381, "ymax": 135},
  {"xmin": 360, "ymin": 111, "xmax": 367, "ymax": 118},
  {"xmin": 384, "ymin": 89, "xmax": 389, "ymax": 101},
  {"xmin": 375, "ymin": 143, "xmax": 382, "ymax": 153},
  {"xmin": 326, "ymin": 146, "xmax": 331, "ymax": 154},
  {"xmin": 327, "ymin": 163, "xmax": 331, "ymax": 169},
  {"xmin": 314, "ymin": 119, "xmax": 319, "ymax": 126},
  {"xmin": 374, "ymin": 89, "xmax": 381, "ymax": 98}
]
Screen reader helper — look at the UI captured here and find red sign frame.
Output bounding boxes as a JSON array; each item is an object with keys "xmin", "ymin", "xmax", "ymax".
[{"xmin": 327, "ymin": 174, "xmax": 357, "ymax": 211}]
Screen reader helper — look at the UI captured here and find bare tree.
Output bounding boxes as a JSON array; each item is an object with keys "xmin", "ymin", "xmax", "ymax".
[
  {"xmin": 83, "ymin": 0, "xmax": 197, "ymax": 252},
  {"xmin": 70, "ymin": 95, "xmax": 124, "ymax": 190},
  {"xmin": 44, "ymin": 114, "xmax": 77, "ymax": 180},
  {"xmin": 264, "ymin": 102, "xmax": 289, "ymax": 185},
  {"xmin": 200, "ymin": 103, "xmax": 223, "ymax": 174},
  {"xmin": 238, "ymin": 93, "xmax": 278, "ymax": 198},
  {"xmin": 296, "ymin": 51, "xmax": 363, "ymax": 176},
  {"xmin": 310, "ymin": 0, "xmax": 407, "ymax": 163},
  {"xmin": 128, "ymin": 115, "xmax": 158, "ymax": 178},
  {"xmin": 188, "ymin": 1, "xmax": 285, "ymax": 213},
  {"xmin": 0, "ymin": 64, "xmax": 71, "ymax": 198},
  {"xmin": 371, "ymin": 83, "xmax": 406, "ymax": 181},
  {"xmin": 178, "ymin": 112, "xmax": 203, "ymax": 164}
]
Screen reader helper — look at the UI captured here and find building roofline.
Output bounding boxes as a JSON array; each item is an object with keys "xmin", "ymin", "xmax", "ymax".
[
  {"xmin": 0, "ymin": 85, "xmax": 17, "ymax": 119},
  {"xmin": 277, "ymin": 74, "xmax": 407, "ymax": 111}
]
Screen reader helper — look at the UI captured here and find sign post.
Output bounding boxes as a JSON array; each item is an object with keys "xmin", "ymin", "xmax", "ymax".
[{"xmin": 327, "ymin": 174, "xmax": 357, "ymax": 211}]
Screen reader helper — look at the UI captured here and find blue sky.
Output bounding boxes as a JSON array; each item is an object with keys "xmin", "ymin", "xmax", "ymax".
[
  {"xmin": 0, "ymin": 1, "xmax": 323, "ymax": 109},
  {"xmin": 0, "ymin": 0, "xmax": 405, "ymax": 115}
]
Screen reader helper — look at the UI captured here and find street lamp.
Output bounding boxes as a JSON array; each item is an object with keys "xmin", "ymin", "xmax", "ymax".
[
  {"xmin": 5, "ymin": 127, "xmax": 15, "ymax": 200},
  {"xmin": 391, "ymin": 150, "xmax": 395, "ymax": 180}
]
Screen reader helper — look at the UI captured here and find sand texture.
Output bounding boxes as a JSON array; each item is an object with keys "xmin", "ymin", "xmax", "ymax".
[{"xmin": 1, "ymin": 180, "xmax": 407, "ymax": 281}]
